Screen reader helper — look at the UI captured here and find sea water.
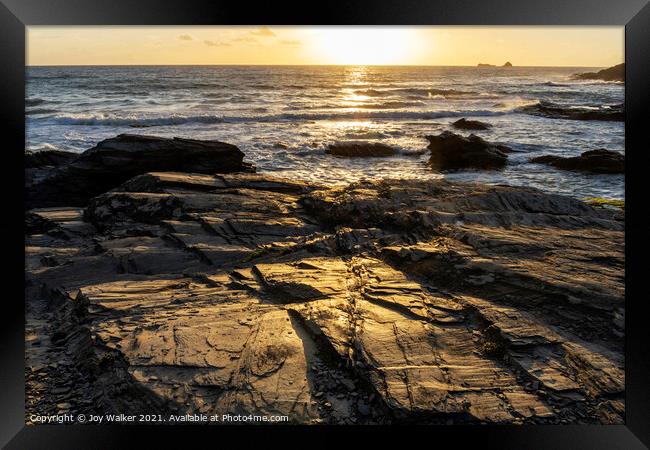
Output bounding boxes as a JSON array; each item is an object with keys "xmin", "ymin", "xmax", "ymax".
[{"xmin": 26, "ymin": 65, "xmax": 624, "ymax": 199}]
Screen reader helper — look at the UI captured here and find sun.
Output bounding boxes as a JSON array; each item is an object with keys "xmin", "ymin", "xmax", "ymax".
[{"xmin": 311, "ymin": 27, "xmax": 418, "ymax": 65}]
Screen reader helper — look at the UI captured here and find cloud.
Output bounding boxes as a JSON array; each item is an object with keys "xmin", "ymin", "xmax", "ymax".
[
  {"xmin": 279, "ymin": 39, "xmax": 301, "ymax": 46},
  {"xmin": 204, "ymin": 40, "xmax": 230, "ymax": 47},
  {"xmin": 177, "ymin": 34, "xmax": 193, "ymax": 41},
  {"xmin": 233, "ymin": 36, "xmax": 258, "ymax": 43},
  {"xmin": 250, "ymin": 26, "xmax": 275, "ymax": 37}
]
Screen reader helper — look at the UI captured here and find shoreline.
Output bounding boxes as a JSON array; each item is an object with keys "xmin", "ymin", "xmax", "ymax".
[{"xmin": 25, "ymin": 128, "xmax": 626, "ymax": 203}]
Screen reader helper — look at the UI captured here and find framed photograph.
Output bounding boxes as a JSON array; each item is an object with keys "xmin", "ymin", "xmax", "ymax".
[{"xmin": 3, "ymin": 0, "xmax": 649, "ymax": 447}]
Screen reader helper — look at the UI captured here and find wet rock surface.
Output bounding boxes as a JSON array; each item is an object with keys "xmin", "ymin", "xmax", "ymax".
[
  {"xmin": 519, "ymin": 101, "xmax": 624, "ymax": 122},
  {"xmin": 426, "ymin": 131, "xmax": 510, "ymax": 170},
  {"xmin": 25, "ymin": 149, "xmax": 78, "ymax": 168},
  {"xmin": 26, "ymin": 166, "xmax": 624, "ymax": 424},
  {"xmin": 326, "ymin": 142, "xmax": 399, "ymax": 157},
  {"xmin": 531, "ymin": 149, "xmax": 624, "ymax": 174},
  {"xmin": 26, "ymin": 134, "xmax": 254, "ymax": 209},
  {"xmin": 452, "ymin": 118, "xmax": 492, "ymax": 130}
]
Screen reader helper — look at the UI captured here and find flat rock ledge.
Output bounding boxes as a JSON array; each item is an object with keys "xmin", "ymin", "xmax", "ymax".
[{"xmin": 26, "ymin": 166, "xmax": 624, "ymax": 424}]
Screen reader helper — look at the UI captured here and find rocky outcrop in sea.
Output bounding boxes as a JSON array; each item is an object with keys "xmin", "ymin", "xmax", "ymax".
[
  {"xmin": 451, "ymin": 118, "xmax": 492, "ymax": 130},
  {"xmin": 426, "ymin": 131, "xmax": 512, "ymax": 170},
  {"xmin": 531, "ymin": 149, "xmax": 624, "ymax": 174},
  {"xmin": 518, "ymin": 101, "xmax": 624, "ymax": 122},
  {"xmin": 25, "ymin": 135, "xmax": 625, "ymax": 425},
  {"xmin": 573, "ymin": 63, "xmax": 624, "ymax": 82}
]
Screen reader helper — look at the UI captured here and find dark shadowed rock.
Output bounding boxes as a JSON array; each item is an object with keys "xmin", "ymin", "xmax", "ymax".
[
  {"xmin": 452, "ymin": 118, "xmax": 492, "ymax": 130},
  {"xmin": 531, "ymin": 149, "xmax": 624, "ymax": 174},
  {"xmin": 25, "ymin": 150, "xmax": 80, "ymax": 189},
  {"xmin": 426, "ymin": 131, "xmax": 510, "ymax": 170},
  {"xmin": 519, "ymin": 101, "xmax": 624, "ymax": 122},
  {"xmin": 326, "ymin": 142, "xmax": 398, "ymax": 157},
  {"xmin": 503, "ymin": 61, "xmax": 513, "ymax": 67},
  {"xmin": 25, "ymin": 149, "xmax": 78, "ymax": 168},
  {"xmin": 573, "ymin": 63, "xmax": 624, "ymax": 82},
  {"xmin": 26, "ymin": 134, "xmax": 253, "ymax": 209}
]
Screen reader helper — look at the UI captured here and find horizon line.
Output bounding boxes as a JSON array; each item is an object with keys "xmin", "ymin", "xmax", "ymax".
[{"xmin": 26, "ymin": 63, "xmax": 615, "ymax": 68}]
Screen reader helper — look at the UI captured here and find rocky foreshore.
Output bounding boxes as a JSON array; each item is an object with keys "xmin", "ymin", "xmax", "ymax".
[{"xmin": 25, "ymin": 135, "xmax": 624, "ymax": 425}]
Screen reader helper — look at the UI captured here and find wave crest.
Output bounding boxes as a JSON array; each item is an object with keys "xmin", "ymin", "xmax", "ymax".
[
  {"xmin": 26, "ymin": 98, "xmax": 46, "ymax": 106},
  {"xmin": 353, "ymin": 87, "xmax": 479, "ymax": 98},
  {"xmin": 45, "ymin": 108, "xmax": 519, "ymax": 127}
]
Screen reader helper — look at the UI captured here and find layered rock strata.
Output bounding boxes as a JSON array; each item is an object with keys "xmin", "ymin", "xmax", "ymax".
[{"xmin": 26, "ymin": 170, "xmax": 625, "ymax": 424}]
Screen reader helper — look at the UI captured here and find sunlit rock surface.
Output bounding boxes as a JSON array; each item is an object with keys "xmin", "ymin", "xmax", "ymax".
[{"xmin": 26, "ymin": 172, "xmax": 624, "ymax": 424}]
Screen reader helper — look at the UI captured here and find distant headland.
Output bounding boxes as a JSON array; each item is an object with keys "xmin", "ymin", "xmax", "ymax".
[
  {"xmin": 572, "ymin": 63, "xmax": 624, "ymax": 82},
  {"xmin": 478, "ymin": 61, "xmax": 513, "ymax": 67}
]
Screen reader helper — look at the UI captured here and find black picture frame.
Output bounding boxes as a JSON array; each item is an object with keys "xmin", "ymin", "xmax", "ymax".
[{"xmin": 3, "ymin": 0, "xmax": 649, "ymax": 448}]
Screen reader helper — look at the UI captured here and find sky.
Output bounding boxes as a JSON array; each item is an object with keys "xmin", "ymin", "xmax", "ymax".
[{"xmin": 27, "ymin": 26, "xmax": 624, "ymax": 67}]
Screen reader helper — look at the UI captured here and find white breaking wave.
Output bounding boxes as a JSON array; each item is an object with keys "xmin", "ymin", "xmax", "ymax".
[
  {"xmin": 46, "ymin": 108, "xmax": 522, "ymax": 127},
  {"xmin": 47, "ymin": 113, "xmax": 227, "ymax": 126},
  {"xmin": 25, "ymin": 65, "xmax": 625, "ymax": 200}
]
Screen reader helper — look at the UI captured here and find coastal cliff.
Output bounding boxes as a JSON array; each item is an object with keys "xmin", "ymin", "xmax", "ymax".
[{"xmin": 25, "ymin": 135, "xmax": 624, "ymax": 424}]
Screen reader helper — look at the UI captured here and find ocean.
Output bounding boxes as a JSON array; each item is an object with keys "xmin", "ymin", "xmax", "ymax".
[{"xmin": 26, "ymin": 65, "xmax": 625, "ymax": 199}]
